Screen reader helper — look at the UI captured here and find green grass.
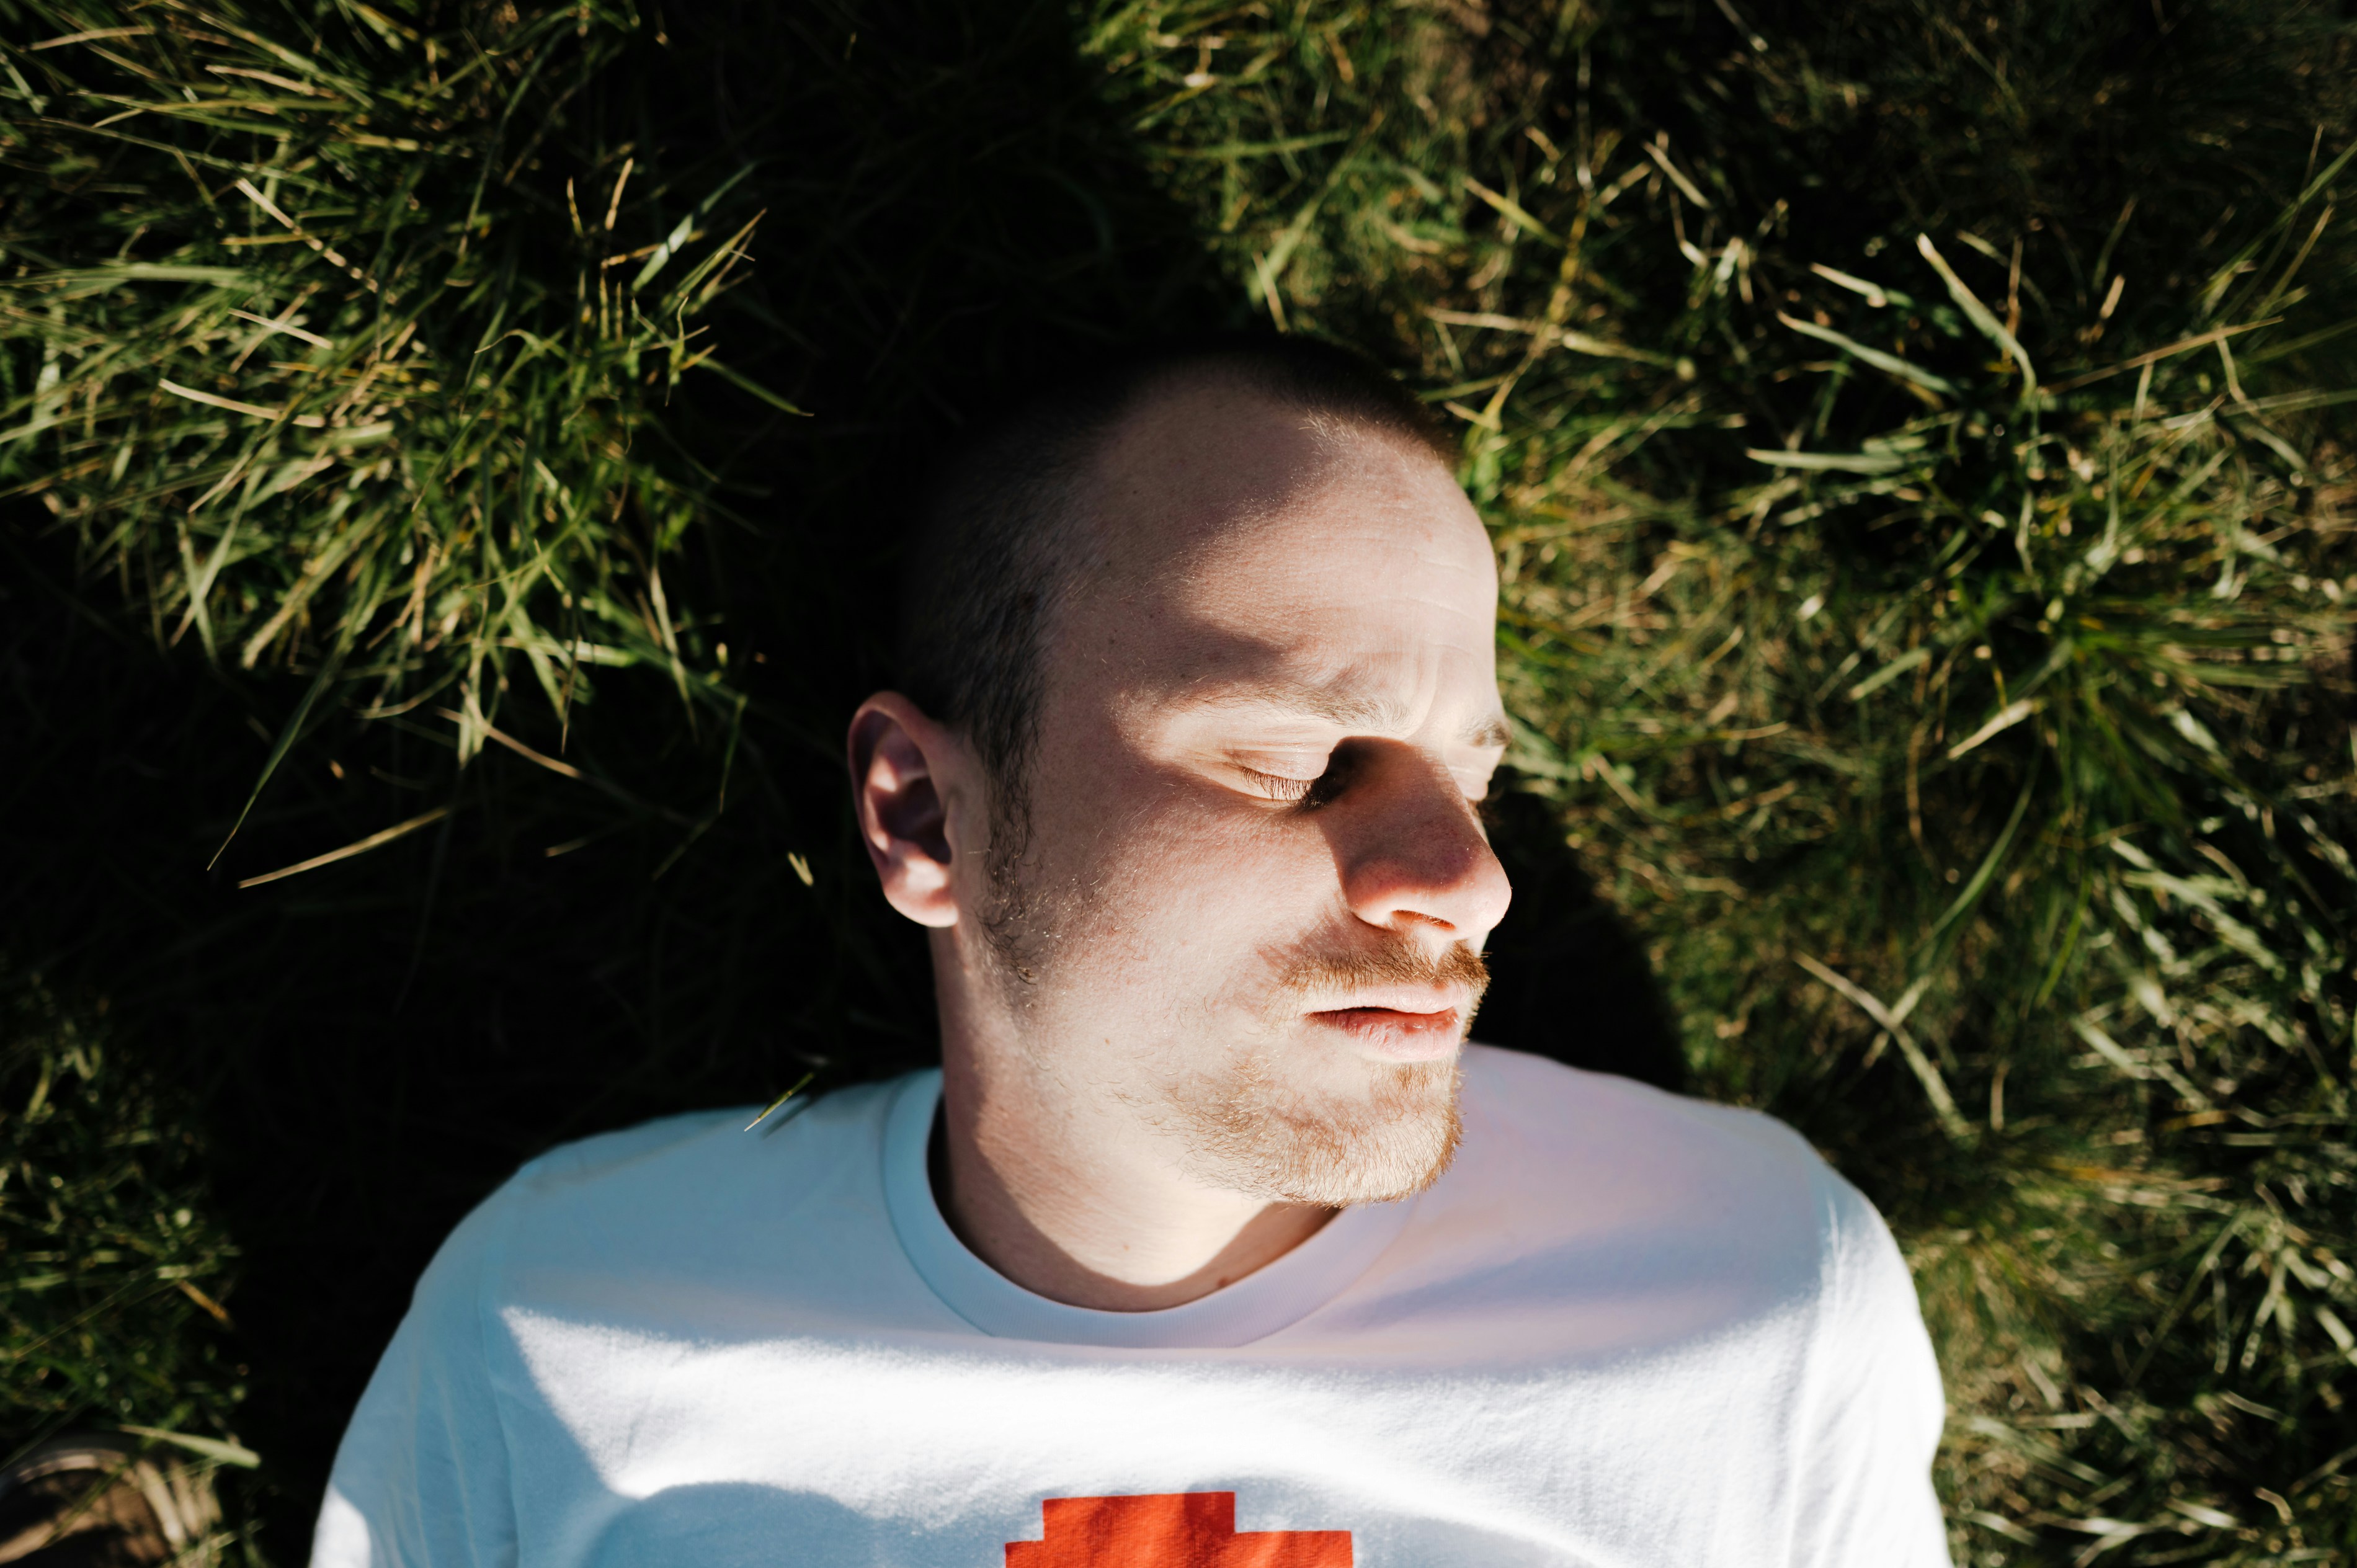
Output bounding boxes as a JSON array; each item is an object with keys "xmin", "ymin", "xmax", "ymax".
[
  {"xmin": 1, "ymin": 1, "xmax": 764, "ymax": 851},
  {"xmin": 0, "ymin": 964, "xmax": 253, "ymax": 1557},
  {"xmin": 4, "ymin": 0, "xmax": 2354, "ymax": 1561}
]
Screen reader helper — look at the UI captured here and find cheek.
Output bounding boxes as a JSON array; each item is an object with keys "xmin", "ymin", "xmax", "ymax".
[{"xmin": 1036, "ymin": 769, "xmax": 1340, "ymax": 967}]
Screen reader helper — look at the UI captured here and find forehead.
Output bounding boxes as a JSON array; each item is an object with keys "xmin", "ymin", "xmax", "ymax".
[{"xmin": 1063, "ymin": 382, "xmax": 1497, "ymax": 708}]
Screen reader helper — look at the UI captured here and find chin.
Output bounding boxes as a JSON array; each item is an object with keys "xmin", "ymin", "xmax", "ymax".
[{"xmin": 1165, "ymin": 1055, "xmax": 1465, "ymax": 1206}]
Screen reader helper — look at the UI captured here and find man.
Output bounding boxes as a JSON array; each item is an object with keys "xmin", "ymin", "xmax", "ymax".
[{"xmin": 313, "ymin": 339, "xmax": 1951, "ymax": 1566}]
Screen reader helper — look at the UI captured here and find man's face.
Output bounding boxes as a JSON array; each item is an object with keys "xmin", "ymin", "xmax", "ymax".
[{"xmin": 968, "ymin": 381, "xmax": 1513, "ymax": 1206}]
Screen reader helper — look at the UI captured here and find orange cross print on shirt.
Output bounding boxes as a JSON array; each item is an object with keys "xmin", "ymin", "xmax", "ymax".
[{"xmin": 1005, "ymin": 1492, "xmax": 1353, "ymax": 1567}]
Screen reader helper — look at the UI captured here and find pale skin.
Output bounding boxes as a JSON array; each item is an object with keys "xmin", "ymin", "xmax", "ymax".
[{"xmin": 849, "ymin": 378, "xmax": 1513, "ymax": 1312}]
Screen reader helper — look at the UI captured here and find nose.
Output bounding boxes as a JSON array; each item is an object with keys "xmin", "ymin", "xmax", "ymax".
[{"xmin": 1330, "ymin": 744, "xmax": 1513, "ymax": 947}]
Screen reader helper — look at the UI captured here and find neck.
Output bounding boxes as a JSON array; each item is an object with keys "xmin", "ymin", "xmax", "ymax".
[{"xmin": 929, "ymin": 961, "xmax": 1335, "ymax": 1312}]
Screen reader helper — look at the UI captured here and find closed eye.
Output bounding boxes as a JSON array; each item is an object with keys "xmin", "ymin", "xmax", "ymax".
[
  {"xmin": 1243, "ymin": 744, "xmax": 1370, "ymax": 809},
  {"xmin": 1241, "ymin": 767, "xmax": 1317, "ymax": 803}
]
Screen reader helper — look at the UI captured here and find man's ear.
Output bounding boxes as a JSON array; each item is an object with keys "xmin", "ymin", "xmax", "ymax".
[{"xmin": 847, "ymin": 692, "xmax": 966, "ymax": 929}]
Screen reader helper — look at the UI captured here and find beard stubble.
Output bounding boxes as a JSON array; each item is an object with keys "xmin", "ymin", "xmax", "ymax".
[{"xmin": 1159, "ymin": 937, "xmax": 1487, "ymax": 1206}]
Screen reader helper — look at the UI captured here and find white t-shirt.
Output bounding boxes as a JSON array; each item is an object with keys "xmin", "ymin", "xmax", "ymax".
[{"xmin": 312, "ymin": 1045, "xmax": 1951, "ymax": 1567}]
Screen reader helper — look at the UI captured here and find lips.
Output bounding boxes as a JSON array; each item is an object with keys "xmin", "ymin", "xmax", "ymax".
[
  {"xmin": 1306, "ymin": 994, "xmax": 1469, "ymax": 1062},
  {"xmin": 1314, "ymin": 984, "xmax": 1475, "ymax": 1016}
]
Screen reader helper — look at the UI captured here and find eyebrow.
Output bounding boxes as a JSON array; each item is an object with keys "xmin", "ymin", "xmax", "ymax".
[
  {"xmin": 1177, "ymin": 687, "xmax": 1513, "ymax": 749},
  {"xmin": 1466, "ymin": 713, "xmax": 1514, "ymax": 749}
]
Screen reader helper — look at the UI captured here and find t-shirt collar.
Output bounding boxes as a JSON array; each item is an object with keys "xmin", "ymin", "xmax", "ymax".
[{"xmin": 881, "ymin": 1068, "xmax": 1419, "ymax": 1348}]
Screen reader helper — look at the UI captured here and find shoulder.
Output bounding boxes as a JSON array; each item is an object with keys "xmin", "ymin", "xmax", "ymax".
[
  {"xmin": 414, "ymin": 1075, "xmax": 910, "ymax": 1309},
  {"xmin": 1455, "ymin": 1041, "xmax": 1832, "ymax": 1199},
  {"xmin": 495, "ymin": 1075, "xmax": 902, "ymax": 1218},
  {"xmin": 1458, "ymin": 1045, "xmax": 1922, "ymax": 1322},
  {"xmin": 1406, "ymin": 1046, "xmax": 1899, "ymax": 1337},
  {"xmin": 1458, "ymin": 1043, "xmax": 1925, "ymax": 1309}
]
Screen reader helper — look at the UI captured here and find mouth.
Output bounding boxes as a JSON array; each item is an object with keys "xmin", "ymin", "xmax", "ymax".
[{"xmin": 1306, "ymin": 993, "xmax": 1469, "ymax": 1062}]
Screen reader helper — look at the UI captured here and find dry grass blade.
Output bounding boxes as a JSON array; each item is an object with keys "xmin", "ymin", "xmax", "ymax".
[{"xmin": 234, "ymin": 805, "xmax": 452, "ymax": 889}]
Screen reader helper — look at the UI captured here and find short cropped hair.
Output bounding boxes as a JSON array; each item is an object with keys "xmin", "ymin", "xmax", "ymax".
[{"xmin": 898, "ymin": 336, "xmax": 1449, "ymax": 857}]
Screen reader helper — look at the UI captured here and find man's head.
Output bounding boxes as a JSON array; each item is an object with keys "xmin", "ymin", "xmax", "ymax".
[{"xmin": 850, "ymin": 339, "xmax": 1512, "ymax": 1206}]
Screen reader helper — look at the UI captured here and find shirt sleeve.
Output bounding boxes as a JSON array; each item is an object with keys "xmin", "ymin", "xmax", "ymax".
[
  {"xmin": 1788, "ymin": 1166, "xmax": 1953, "ymax": 1568},
  {"xmin": 309, "ymin": 1187, "xmax": 522, "ymax": 1568}
]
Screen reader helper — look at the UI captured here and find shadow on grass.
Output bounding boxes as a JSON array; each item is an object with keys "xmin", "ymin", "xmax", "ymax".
[{"xmin": 1478, "ymin": 785, "xmax": 1685, "ymax": 1094}]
